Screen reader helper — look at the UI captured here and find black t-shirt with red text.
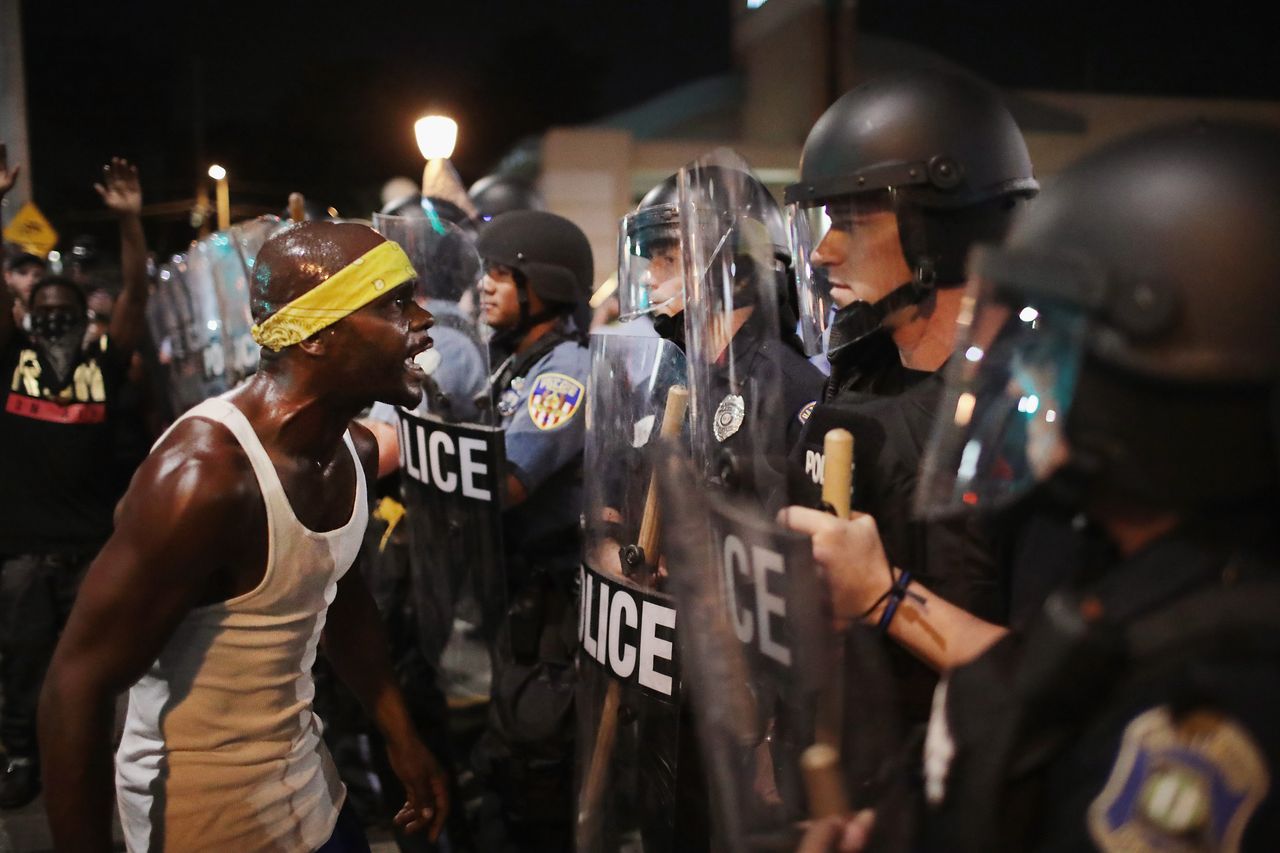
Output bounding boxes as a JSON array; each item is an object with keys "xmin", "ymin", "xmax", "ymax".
[{"xmin": 1, "ymin": 332, "xmax": 128, "ymax": 554}]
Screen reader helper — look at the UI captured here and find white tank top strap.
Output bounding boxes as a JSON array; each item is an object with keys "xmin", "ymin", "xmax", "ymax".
[
  {"xmin": 341, "ymin": 428, "xmax": 368, "ymax": 512},
  {"xmin": 178, "ymin": 397, "xmax": 290, "ymax": 511}
]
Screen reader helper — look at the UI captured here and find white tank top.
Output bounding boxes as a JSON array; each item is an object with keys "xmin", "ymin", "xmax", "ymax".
[{"xmin": 115, "ymin": 396, "xmax": 368, "ymax": 853}]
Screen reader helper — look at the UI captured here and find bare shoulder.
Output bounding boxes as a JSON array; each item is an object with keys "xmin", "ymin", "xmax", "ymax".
[
  {"xmin": 347, "ymin": 418, "xmax": 380, "ymax": 484},
  {"xmin": 120, "ymin": 416, "xmax": 261, "ymax": 532}
]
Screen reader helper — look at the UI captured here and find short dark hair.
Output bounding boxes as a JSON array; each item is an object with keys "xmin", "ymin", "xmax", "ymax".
[
  {"xmin": 4, "ymin": 251, "xmax": 46, "ymax": 273},
  {"xmin": 28, "ymin": 275, "xmax": 88, "ymax": 313}
]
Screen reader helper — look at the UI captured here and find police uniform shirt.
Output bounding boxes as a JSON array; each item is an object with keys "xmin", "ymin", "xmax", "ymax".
[
  {"xmin": 928, "ymin": 523, "xmax": 1280, "ymax": 851},
  {"xmin": 0, "ymin": 332, "xmax": 128, "ymax": 553},
  {"xmin": 787, "ymin": 370, "xmax": 1008, "ymax": 724},
  {"xmin": 707, "ymin": 310, "xmax": 824, "ymax": 496},
  {"xmin": 823, "ymin": 326, "xmax": 927, "ymax": 401},
  {"xmin": 494, "ymin": 335, "xmax": 590, "ymax": 561}
]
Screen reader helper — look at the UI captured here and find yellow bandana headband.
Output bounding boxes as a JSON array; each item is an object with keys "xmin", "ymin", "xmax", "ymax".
[{"xmin": 250, "ymin": 240, "xmax": 417, "ymax": 352}]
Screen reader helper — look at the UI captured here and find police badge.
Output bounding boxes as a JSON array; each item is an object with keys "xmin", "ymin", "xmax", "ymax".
[
  {"xmin": 714, "ymin": 393, "xmax": 745, "ymax": 442},
  {"xmin": 528, "ymin": 371, "xmax": 585, "ymax": 430},
  {"xmin": 1087, "ymin": 706, "xmax": 1269, "ymax": 852}
]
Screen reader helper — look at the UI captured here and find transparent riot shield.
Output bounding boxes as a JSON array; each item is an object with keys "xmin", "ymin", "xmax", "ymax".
[
  {"xmin": 576, "ymin": 330, "xmax": 689, "ymax": 852},
  {"xmin": 147, "ymin": 257, "xmax": 203, "ymax": 414},
  {"xmin": 146, "ymin": 249, "xmax": 229, "ymax": 414},
  {"xmin": 374, "ymin": 212, "xmax": 489, "ymax": 422},
  {"xmin": 658, "ymin": 447, "xmax": 829, "ymax": 851},
  {"xmin": 371, "ymin": 213, "xmax": 502, "ymax": 706},
  {"xmin": 204, "ymin": 217, "xmax": 286, "ymax": 387},
  {"xmin": 678, "ymin": 149, "xmax": 794, "ymax": 511},
  {"xmin": 657, "ymin": 448, "xmax": 911, "ymax": 852}
]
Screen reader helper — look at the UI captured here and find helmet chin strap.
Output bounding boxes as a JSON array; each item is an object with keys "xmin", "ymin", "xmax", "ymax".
[
  {"xmin": 652, "ymin": 310, "xmax": 686, "ymax": 351},
  {"xmin": 826, "ymin": 261, "xmax": 940, "ymax": 361},
  {"xmin": 492, "ymin": 278, "xmax": 563, "ymax": 350}
]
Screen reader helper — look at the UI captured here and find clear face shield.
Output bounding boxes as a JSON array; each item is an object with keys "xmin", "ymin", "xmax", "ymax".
[
  {"xmin": 372, "ymin": 212, "xmax": 491, "ymax": 421},
  {"xmin": 915, "ymin": 250, "xmax": 1095, "ymax": 518},
  {"xmin": 373, "ymin": 212, "xmax": 484, "ymax": 308},
  {"xmin": 786, "ymin": 190, "xmax": 906, "ymax": 356},
  {"xmin": 617, "ymin": 204, "xmax": 684, "ymax": 323},
  {"xmin": 679, "ymin": 148, "xmax": 790, "ymax": 504}
]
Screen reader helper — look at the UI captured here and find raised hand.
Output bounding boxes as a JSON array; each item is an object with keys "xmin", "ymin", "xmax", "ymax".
[
  {"xmin": 93, "ymin": 157, "xmax": 142, "ymax": 216},
  {"xmin": 0, "ymin": 141, "xmax": 20, "ymax": 199}
]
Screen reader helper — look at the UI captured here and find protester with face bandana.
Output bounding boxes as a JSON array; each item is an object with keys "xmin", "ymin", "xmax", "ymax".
[{"xmin": 0, "ymin": 154, "xmax": 150, "ymax": 809}]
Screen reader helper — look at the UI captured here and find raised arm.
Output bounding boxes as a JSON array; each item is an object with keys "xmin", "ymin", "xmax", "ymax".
[
  {"xmin": 320, "ymin": 422, "xmax": 449, "ymax": 839},
  {"xmin": 781, "ymin": 506, "xmax": 1009, "ymax": 673},
  {"xmin": 38, "ymin": 421, "xmax": 257, "ymax": 853},
  {"xmin": 94, "ymin": 158, "xmax": 148, "ymax": 356},
  {"xmin": 0, "ymin": 140, "xmax": 21, "ymax": 348}
]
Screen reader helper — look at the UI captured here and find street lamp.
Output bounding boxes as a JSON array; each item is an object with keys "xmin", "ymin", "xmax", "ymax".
[
  {"xmin": 414, "ymin": 115, "xmax": 459, "ymax": 199},
  {"xmin": 208, "ymin": 164, "xmax": 229, "ymax": 231},
  {"xmin": 414, "ymin": 115, "xmax": 458, "ymax": 161}
]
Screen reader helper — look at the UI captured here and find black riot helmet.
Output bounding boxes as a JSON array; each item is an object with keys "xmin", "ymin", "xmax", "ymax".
[
  {"xmin": 917, "ymin": 120, "xmax": 1280, "ymax": 519},
  {"xmin": 477, "ymin": 210, "xmax": 593, "ymax": 339},
  {"xmin": 617, "ymin": 162, "xmax": 792, "ymax": 336},
  {"xmin": 469, "ymin": 174, "xmax": 545, "ymax": 225},
  {"xmin": 785, "ymin": 69, "xmax": 1038, "ymax": 355}
]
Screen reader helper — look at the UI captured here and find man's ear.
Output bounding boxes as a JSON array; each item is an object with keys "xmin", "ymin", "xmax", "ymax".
[{"xmin": 296, "ymin": 326, "xmax": 336, "ymax": 358}]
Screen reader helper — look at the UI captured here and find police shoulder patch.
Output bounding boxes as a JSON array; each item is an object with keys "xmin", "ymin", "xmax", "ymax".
[
  {"xmin": 798, "ymin": 400, "xmax": 817, "ymax": 424},
  {"xmin": 1087, "ymin": 706, "xmax": 1269, "ymax": 852},
  {"xmin": 528, "ymin": 372, "xmax": 585, "ymax": 431}
]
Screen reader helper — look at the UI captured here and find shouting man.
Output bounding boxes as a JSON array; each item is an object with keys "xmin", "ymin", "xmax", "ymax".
[{"xmin": 39, "ymin": 221, "xmax": 448, "ymax": 852}]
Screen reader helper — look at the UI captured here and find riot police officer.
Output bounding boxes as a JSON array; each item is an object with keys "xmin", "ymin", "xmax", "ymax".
[
  {"xmin": 470, "ymin": 209, "xmax": 593, "ymax": 853},
  {"xmin": 787, "ymin": 120, "xmax": 1280, "ymax": 851},
  {"xmin": 784, "ymin": 69, "xmax": 1040, "ymax": 726},
  {"xmin": 786, "ymin": 68, "xmax": 1038, "ymax": 399},
  {"xmin": 620, "ymin": 155, "xmax": 825, "ymax": 490},
  {"xmin": 575, "ymin": 151, "xmax": 823, "ymax": 853}
]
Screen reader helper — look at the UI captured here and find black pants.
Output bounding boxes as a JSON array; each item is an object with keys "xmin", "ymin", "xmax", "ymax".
[{"xmin": 0, "ymin": 550, "xmax": 94, "ymax": 757}]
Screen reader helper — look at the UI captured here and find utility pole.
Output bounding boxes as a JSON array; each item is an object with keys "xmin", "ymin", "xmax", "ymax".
[{"xmin": 0, "ymin": 0, "xmax": 34, "ymax": 221}]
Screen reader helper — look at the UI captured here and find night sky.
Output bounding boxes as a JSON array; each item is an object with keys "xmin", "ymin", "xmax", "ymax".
[{"xmin": 16, "ymin": 0, "xmax": 1277, "ymax": 257}]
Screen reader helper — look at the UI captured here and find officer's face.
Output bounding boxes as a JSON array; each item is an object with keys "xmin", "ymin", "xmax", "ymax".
[
  {"xmin": 645, "ymin": 242, "xmax": 683, "ymax": 317},
  {"xmin": 479, "ymin": 263, "xmax": 522, "ymax": 330},
  {"xmin": 810, "ymin": 202, "xmax": 912, "ymax": 309}
]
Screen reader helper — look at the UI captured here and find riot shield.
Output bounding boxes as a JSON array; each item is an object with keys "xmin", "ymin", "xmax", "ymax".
[
  {"xmin": 657, "ymin": 448, "xmax": 910, "ymax": 852},
  {"xmin": 145, "ymin": 218, "xmax": 285, "ymax": 415},
  {"xmin": 224, "ymin": 216, "xmax": 286, "ymax": 382},
  {"xmin": 146, "ymin": 250, "xmax": 229, "ymax": 414},
  {"xmin": 373, "ymin": 212, "xmax": 489, "ymax": 423},
  {"xmin": 147, "ymin": 257, "xmax": 202, "ymax": 414},
  {"xmin": 576, "ymin": 330, "xmax": 689, "ymax": 852},
  {"xmin": 205, "ymin": 217, "xmax": 286, "ymax": 387},
  {"xmin": 658, "ymin": 447, "xmax": 829, "ymax": 851},
  {"xmin": 394, "ymin": 407, "xmax": 506, "ymax": 704},
  {"xmin": 371, "ymin": 213, "xmax": 501, "ymax": 704},
  {"xmin": 677, "ymin": 148, "xmax": 794, "ymax": 510}
]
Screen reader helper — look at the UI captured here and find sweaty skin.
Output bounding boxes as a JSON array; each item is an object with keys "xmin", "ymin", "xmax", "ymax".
[{"xmin": 39, "ymin": 222, "xmax": 447, "ymax": 852}]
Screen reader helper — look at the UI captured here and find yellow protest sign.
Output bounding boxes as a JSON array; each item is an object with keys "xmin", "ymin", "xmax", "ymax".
[{"xmin": 3, "ymin": 202, "xmax": 59, "ymax": 258}]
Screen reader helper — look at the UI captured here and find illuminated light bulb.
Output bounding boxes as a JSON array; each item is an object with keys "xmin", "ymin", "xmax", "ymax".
[{"xmin": 415, "ymin": 116, "xmax": 458, "ymax": 160}]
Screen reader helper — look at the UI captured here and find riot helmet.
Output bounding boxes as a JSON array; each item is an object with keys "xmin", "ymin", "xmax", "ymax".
[
  {"xmin": 476, "ymin": 210, "xmax": 593, "ymax": 343},
  {"xmin": 785, "ymin": 69, "xmax": 1038, "ymax": 356},
  {"xmin": 469, "ymin": 174, "xmax": 545, "ymax": 224},
  {"xmin": 916, "ymin": 120, "xmax": 1280, "ymax": 518},
  {"xmin": 618, "ymin": 163, "xmax": 791, "ymax": 346}
]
